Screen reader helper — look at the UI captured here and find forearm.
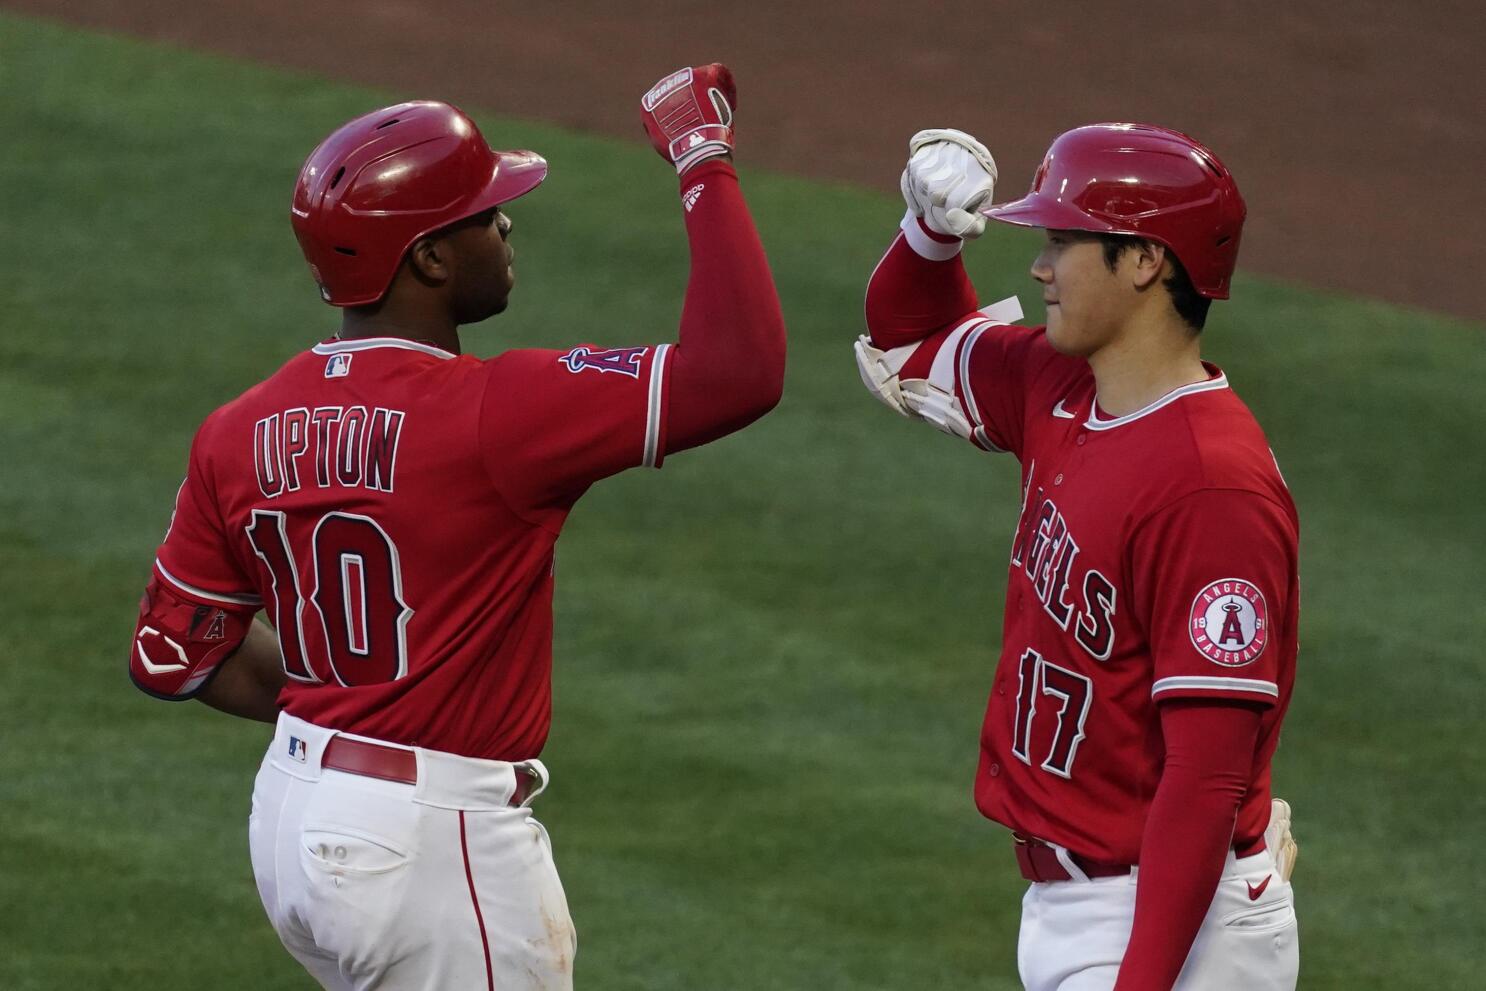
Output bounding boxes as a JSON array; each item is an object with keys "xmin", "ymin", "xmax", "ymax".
[
  {"xmin": 1115, "ymin": 701, "xmax": 1262, "ymax": 990},
  {"xmin": 664, "ymin": 158, "xmax": 787, "ymax": 452},
  {"xmin": 198, "ymin": 619, "xmax": 286, "ymax": 723},
  {"xmin": 864, "ymin": 213, "xmax": 980, "ymax": 349}
]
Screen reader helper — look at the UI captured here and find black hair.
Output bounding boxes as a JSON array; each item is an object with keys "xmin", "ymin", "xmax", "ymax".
[{"xmin": 1096, "ymin": 234, "xmax": 1211, "ymax": 332}]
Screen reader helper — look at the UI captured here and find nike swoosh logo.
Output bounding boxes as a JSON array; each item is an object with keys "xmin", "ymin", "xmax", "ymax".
[
  {"xmin": 1052, "ymin": 398, "xmax": 1076, "ymax": 419},
  {"xmin": 1247, "ymin": 875, "xmax": 1272, "ymax": 900}
]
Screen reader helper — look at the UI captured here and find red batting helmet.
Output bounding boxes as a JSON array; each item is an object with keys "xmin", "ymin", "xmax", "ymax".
[
  {"xmin": 981, "ymin": 123, "xmax": 1245, "ymax": 299},
  {"xmin": 291, "ymin": 101, "xmax": 548, "ymax": 306}
]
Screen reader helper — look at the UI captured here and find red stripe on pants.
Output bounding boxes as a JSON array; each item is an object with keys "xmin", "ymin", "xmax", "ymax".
[{"xmin": 459, "ymin": 811, "xmax": 495, "ymax": 990}]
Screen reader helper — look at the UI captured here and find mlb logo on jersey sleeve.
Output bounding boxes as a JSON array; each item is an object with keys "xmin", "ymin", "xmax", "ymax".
[
  {"xmin": 325, "ymin": 354, "xmax": 353, "ymax": 379},
  {"xmin": 1189, "ymin": 579, "xmax": 1269, "ymax": 667},
  {"xmin": 558, "ymin": 346, "xmax": 648, "ymax": 379}
]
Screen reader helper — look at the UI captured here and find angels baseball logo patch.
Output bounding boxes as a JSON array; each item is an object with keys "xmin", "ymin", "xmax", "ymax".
[{"xmin": 1189, "ymin": 578, "xmax": 1269, "ymax": 667}]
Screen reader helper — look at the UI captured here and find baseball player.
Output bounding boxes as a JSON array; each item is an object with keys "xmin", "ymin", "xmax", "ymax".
[
  {"xmin": 128, "ymin": 64, "xmax": 784, "ymax": 990},
  {"xmin": 855, "ymin": 125, "xmax": 1300, "ymax": 989}
]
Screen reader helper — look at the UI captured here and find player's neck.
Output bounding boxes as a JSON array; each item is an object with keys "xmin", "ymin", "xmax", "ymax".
[
  {"xmin": 1086, "ymin": 315, "xmax": 1207, "ymax": 418},
  {"xmin": 338, "ymin": 306, "xmax": 463, "ymax": 356}
]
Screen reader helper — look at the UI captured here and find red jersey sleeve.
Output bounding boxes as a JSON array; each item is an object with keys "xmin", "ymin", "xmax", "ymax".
[
  {"xmin": 153, "ymin": 419, "xmax": 262, "ymax": 609},
  {"xmin": 479, "ymin": 343, "xmax": 672, "ymax": 510},
  {"xmin": 951, "ymin": 323, "xmax": 1065, "ymax": 458},
  {"xmin": 1132, "ymin": 489, "xmax": 1298, "ymax": 707}
]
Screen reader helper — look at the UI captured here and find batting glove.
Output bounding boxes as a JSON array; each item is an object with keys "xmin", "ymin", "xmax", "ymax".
[
  {"xmin": 900, "ymin": 128, "xmax": 999, "ymax": 240},
  {"xmin": 854, "ymin": 335, "xmax": 973, "ymax": 440},
  {"xmin": 1265, "ymin": 798, "xmax": 1299, "ymax": 882},
  {"xmin": 854, "ymin": 335, "xmax": 915, "ymax": 416},
  {"xmin": 641, "ymin": 64, "xmax": 736, "ymax": 176}
]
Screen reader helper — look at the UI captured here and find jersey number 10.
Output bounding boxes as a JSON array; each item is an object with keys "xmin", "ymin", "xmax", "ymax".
[{"xmin": 246, "ymin": 509, "xmax": 412, "ymax": 686}]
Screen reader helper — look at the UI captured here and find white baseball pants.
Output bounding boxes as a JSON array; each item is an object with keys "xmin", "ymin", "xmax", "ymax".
[
  {"xmin": 248, "ymin": 714, "xmax": 576, "ymax": 990},
  {"xmin": 1017, "ymin": 847, "xmax": 1299, "ymax": 990}
]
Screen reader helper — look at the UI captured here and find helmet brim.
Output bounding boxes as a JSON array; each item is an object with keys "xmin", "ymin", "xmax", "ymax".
[
  {"xmin": 980, "ymin": 193, "xmax": 1120, "ymax": 234},
  {"xmin": 475, "ymin": 150, "xmax": 549, "ymax": 210}
]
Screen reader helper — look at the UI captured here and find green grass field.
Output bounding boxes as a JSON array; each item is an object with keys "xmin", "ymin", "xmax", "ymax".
[{"xmin": 2, "ymin": 13, "xmax": 1483, "ymax": 990}]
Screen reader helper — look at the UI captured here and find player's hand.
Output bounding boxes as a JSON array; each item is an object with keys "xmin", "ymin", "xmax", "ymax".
[
  {"xmin": 900, "ymin": 128, "xmax": 998, "ymax": 240},
  {"xmin": 641, "ymin": 64, "xmax": 736, "ymax": 176}
]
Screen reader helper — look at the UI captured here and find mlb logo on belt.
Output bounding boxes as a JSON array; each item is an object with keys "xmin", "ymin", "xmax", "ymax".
[
  {"xmin": 287, "ymin": 736, "xmax": 308, "ymax": 763},
  {"xmin": 325, "ymin": 354, "xmax": 353, "ymax": 379}
]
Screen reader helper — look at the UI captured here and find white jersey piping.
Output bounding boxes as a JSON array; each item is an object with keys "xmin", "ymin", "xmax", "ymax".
[
  {"xmin": 643, "ymin": 344, "xmax": 671, "ymax": 468},
  {"xmin": 155, "ymin": 560, "xmax": 262, "ymax": 606},
  {"xmin": 312, "ymin": 338, "xmax": 457, "ymax": 360},
  {"xmin": 1085, "ymin": 373, "xmax": 1229, "ymax": 431},
  {"xmin": 1151, "ymin": 674, "xmax": 1278, "ymax": 698}
]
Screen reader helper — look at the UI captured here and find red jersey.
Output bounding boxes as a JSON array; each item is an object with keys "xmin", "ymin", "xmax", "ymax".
[
  {"xmin": 155, "ymin": 337, "xmax": 672, "ymax": 759},
  {"xmin": 866, "ymin": 224, "xmax": 1298, "ymax": 865},
  {"xmin": 141, "ymin": 161, "xmax": 784, "ymax": 760}
]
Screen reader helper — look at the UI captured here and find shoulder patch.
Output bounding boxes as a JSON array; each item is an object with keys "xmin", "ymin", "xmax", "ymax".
[
  {"xmin": 558, "ymin": 346, "xmax": 649, "ymax": 379},
  {"xmin": 1189, "ymin": 579, "xmax": 1269, "ymax": 667}
]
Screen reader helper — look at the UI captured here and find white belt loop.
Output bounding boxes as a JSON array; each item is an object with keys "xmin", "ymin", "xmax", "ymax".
[
  {"xmin": 1051, "ymin": 842, "xmax": 1091, "ymax": 883},
  {"xmin": 515, "ymin": 758, "xmax": 550, "ymax": 807}
]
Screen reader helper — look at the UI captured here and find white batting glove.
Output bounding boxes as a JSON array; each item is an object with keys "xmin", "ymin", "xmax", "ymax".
[
  {"xmin": 900, "ymin": 128, "xmax": 998, "ymax": 240},
  {"xmin": 1265, "ymin": 798, "xmax": 1299, "ymax": 882},
  {"xmin": 900, "ymin": 380, "xmax": 973, "ymax": 440},
  {"xmin": 854, "ymin": 334, "xmax": 973, "ymax": 439},
  {"xmin": 854, "ymin": 335, "xmax": 915, "ymax": 416}
]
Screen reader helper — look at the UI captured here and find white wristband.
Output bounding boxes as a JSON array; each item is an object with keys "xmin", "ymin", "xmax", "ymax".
[{"xmin": 900, "ymin": 210, "xmax": 963, "ymax": 261}]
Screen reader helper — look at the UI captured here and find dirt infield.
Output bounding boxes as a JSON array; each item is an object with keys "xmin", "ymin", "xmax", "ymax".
[{"xmin": 12, "ymin": 0, "xmax": 1482, "ymax": 322}]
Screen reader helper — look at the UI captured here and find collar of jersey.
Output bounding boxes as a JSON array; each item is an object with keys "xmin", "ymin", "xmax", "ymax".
[
  {"xmin": 1086, "ymin": 368, "xmax": 1228, "ymax": 431},
  {"xmin": 313, "ymin": 337, "xmax": 457, "ymax": 360}
]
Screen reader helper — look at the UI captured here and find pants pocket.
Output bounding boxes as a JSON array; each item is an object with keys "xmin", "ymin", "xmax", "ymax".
[
  {"xmin": 301, "ymin": 824, "xmax": 411, "ymax": 877},
  {"xmin": 1222, "ymin": 899, "xmax": 1297, "ymax": 934}
]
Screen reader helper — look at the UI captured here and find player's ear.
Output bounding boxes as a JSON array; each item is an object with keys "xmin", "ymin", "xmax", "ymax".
[
  {"xmin": 1129, "ymin": 239, "xmax": 1167, "ymax": 292},
  {"xmin": 408, "ymin": 236, "xmax": 452, "ymax": 286}
]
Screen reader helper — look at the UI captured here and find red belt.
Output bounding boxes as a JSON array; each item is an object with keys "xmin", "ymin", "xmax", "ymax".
[
  {"xmin": 1013, "ymin": 833, "xmax": 1266, "ymax": 883},
  {"xmin": 321, "ymin": 735, "xmax": 536, "ymax": 806}
]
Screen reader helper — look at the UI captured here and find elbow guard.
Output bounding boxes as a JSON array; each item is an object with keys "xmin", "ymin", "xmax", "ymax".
[{"xmin": 130, "ymin": 576, "xmax": 253, "ymax": 700}]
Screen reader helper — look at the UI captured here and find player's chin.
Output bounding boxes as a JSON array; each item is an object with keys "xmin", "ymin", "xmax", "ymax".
[{"xmin": 1043, "ymin": 308, "xmax": 1073, "ymax": 353}]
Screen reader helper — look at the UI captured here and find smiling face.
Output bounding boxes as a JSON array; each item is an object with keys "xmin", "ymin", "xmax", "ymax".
[{"xmin": 1029, "ymin": 230, "xmax": 1141, "ymax": 357}]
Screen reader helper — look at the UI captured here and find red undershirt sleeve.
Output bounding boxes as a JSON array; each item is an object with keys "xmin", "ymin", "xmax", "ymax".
[
  {"xmin": 663, "ymin": 159, "xmax": 787, "ymax": 453},
  {"xmin": 864, "ymin": 214, "xmax": 979, "ymax": 349},
  {"xmin": 1113, "ymin": 699, "xmax": 1263, "ymax": 991}
]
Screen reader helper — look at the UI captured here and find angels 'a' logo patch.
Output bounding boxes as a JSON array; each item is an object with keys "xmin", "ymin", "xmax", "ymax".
[
  {"xmin": 558, "ymin": 346, "xmax": 648, "ymax": 379},
  {"xmin": 1189, "ymin": 578, "xmax": 1269, "ymax": 667}
]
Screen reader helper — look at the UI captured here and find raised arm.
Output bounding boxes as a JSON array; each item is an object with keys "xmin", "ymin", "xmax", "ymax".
[
  {"xmin": 641, "ymin": 64, "xmax": 786, "ymax": 453},
  {"xmin": 863, "ymin": 129, "xmax": 997, "ymax": 348}
]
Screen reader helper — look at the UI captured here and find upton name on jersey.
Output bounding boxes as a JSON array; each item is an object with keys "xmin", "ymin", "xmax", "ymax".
[{"xmin": 252, "ymin": 404, "xmax": 406, "ymax": 497}]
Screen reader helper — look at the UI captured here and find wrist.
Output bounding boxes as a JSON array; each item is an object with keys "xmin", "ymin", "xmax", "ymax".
[
  {"xmin": 900, "ymin": 211, "xmax": 964, "ymax": 260},
  {"xmin": 679, "ymin": 155, "xmax": 737, "ymax": 186}
]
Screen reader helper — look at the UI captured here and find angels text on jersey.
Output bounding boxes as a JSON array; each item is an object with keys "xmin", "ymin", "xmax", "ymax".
[
  {"xmin": 1009, "ymin": 467, "xmax": 1117, "ymax": 662},
  {"xmin": 253, "ymin": 405, "xmax": 406, "ymax": 498}
]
